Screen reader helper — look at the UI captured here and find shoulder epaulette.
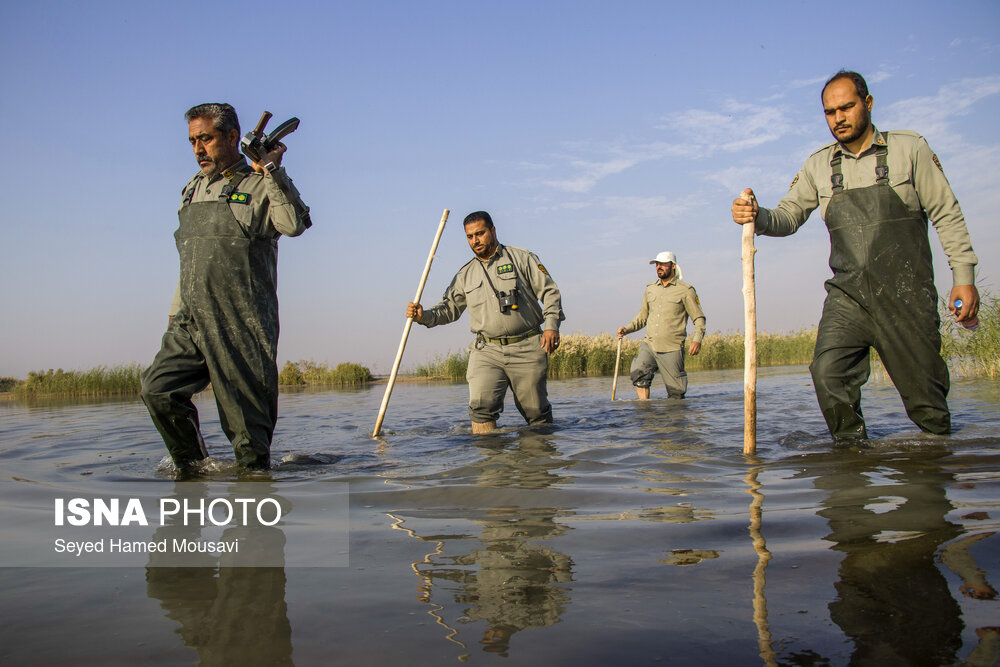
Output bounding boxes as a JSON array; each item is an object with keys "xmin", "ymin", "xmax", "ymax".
[{"xmin": 808, "ymin": 141, "xmax": 839, "ymax": 158}]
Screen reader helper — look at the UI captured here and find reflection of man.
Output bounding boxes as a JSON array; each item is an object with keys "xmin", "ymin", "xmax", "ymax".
[
  {"xmin": 617, "ymin": 251, "xmax": 705, "ymax": 399},
  {"xmin": 141, "ymin": 103, "xmax": 311, "ymax": 469},
  {"xmin": 731, "ymin": 70, "xmax": 980, "ymax": 442},
  {"xmin": 407, "ymin": 211, "xmax": 565, "ymax": 433},
  {"xmin": 815, "ymin": 452, "xmax": 963, "ymax": 664}
]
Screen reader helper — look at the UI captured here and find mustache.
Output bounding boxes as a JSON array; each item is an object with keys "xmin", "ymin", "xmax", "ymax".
[{"xmin": 196, "ymin": 154, "xmax": 214, "ymax": 163}]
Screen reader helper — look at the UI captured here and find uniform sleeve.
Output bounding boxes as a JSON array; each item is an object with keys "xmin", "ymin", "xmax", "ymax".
[
  {"xmin": 623, "ymin": 290, "xmax": 649, "ymax": 334},
  {"xmin": 420, "ymin": 273, "xmax": 467, "ymax": 328},
  {"xmin": 755, "ymin": 160, "xmax": 821, "ymax": 237},
  {"xmin": 264, "ymin": 167, "xmax": 310, "ymax": 237},
  {"xmin": 911, "ymin": 138, "xmax": 978, "ymax": 285},
  {"xmin": 524, "ymin": 252, "xmax": 565, "ymax": 331},
  {"xmin": 684, "ymin": 287, "xmax": 706, "ymax": 343}
]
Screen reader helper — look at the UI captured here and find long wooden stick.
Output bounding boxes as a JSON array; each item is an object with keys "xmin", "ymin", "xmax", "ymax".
[
  {"xmin": 741, "ymin": 192, "xmax": 758, "ymax": 455},
  {"xmin": 611, "ymin": 336, "xmax": 623, "ymax": 400},
  {"xmin": 373, "ymin": 209, "xmax": 450, "ymax": 437}
]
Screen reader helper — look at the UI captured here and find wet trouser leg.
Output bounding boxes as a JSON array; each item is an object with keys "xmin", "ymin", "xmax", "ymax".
[
  {"xmin": 654, "ymin": 349, "xmax": 687, "ymax": 398},
  {"xmin": 507, "ymin": 338, "xmax": 552, "ymax": 424},
  {"xmin": 467, "ymin": 338, "xmax": 552, "ymax": 425},
  {"xmin": 630, "ymin": 342, "xmax": 687, "ymax": 398},
  {"xmin": 141, "ymin": 323, "xmax": 210, "ymax": 466},
  {"xmin": 810, "ymin": 289, "xmax": 950, "ymax": 440},
  {"xmin": 873, "ymin": 306, "xmax": 950, "ymax": 435},
  {"xmin": 200, "ymin": 338, "xmax": 277, "ymax": 470},
  {"xmin": 810, "ymin": 291, "xmax": 874, "ymax": 441},
  {"xmin": 629, "ymin": 342, "xmax": 657, "ymax": 389}
]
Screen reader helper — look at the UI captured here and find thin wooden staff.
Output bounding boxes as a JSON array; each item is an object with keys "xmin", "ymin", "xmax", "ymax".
[
  {"xmin": 741, "ymin": 191, "xmax": 758, "ymax": 455},
  {"xmin": 611, "ymin": 336, "xmax": 623, "ymax": 401},
  {"xmin": 373, "ymin": 209, "xmax": 450, "ymax": 438}
]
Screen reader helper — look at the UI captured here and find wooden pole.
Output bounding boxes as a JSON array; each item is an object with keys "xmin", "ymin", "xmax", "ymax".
[
  {"xmin": 373, "ymin": 209, "xmax": 450, "ymax": 437},
  {"xmin": 611, "ymin": 336, "xmax": 623, "ymax": 400},
  {"xmin": 741, "ymin": 192, "xmax": 758, "ymax": 455}
]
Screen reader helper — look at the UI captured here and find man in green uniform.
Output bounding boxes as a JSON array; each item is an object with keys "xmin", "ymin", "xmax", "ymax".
[
  {"xmin": 407, "ymin": 211, "xmax": 565, "ymax": 434},
  {"xmin": 617, "ymin": 251, "xmax": 706, "ymax": 399},
  {"xmin": 731, "ymin": 70, "xmax": 980, "ymax": 442},
  {"xmin": 141, "ymin": 103, "xmax": 311, "ymax": 469}
]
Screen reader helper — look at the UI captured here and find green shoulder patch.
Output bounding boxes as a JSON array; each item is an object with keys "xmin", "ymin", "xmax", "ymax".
[
  {"xmin": 228, "ymin": 192, "xmax": 252, "ymax": 204},
  {"xmin": 537, "ymin": 263, "xmax": 549, "ymax": 275},
  {"xmin": 496, "ymin": 263, "xmax": 514, "ymax": 275}
]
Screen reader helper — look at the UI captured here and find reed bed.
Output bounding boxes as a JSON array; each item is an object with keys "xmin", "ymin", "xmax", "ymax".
[
  {"xmin": 940, "ymin": 293, "xmax": 1000, "ymax": 379},
  {"xmin": 406, "ymin": 329, "xmax": 818, "ymax": 379},
  {"xmin": 278, "ymin": 360, "xmax": 373, "ymax": 386},
  {"xmin": 11, "ymin": 365, "xmax": 144, "ymax": 398}
]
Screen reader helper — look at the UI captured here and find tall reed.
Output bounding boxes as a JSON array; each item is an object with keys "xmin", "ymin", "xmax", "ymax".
[
  {"xmin": 279, "ymin": 360, "xmax": 373, "ymax": 386},
  {"xmin": 12, "ymin": 365, "xmax": 144, "ymax": 397},
  {"xmin": 940, "ymin": 292, "xmax": 1000, "ymax": 378}
]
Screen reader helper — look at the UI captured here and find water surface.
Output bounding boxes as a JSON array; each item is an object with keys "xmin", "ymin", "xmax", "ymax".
[{"xmin": 2, "ymin": 367, "xmax": 999, "ymax": 665}]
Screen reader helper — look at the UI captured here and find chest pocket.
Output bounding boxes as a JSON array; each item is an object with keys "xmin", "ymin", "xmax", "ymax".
[
  {"xmin": 464, "ymin": 277, "xmax": 488, "ymax": 308},
  {"xmin": 888, "ymin": 171, "xmax": 920, "ymax": 213},
  {"xmin": 227, "ymin": 198, "xmax": 256, "ymax": 234},
  {"xmin": 495, "ymin": 266, "xmax": 518, "ymax": 290}
]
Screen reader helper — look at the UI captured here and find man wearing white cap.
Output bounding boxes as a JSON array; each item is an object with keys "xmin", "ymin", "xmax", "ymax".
[{"xmin": 617, "ymin": 251, "xmax": 706, "ymax": 399}]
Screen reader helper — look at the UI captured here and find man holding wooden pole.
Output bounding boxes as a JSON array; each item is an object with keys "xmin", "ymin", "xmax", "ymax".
[
  {"xmin": 731, "ymin": 70, "xmax": 980, "ymax": 443},
  {"xmin": 406, "ymin": 211, "xmax": 565, "ymax": 433},
  {"xmin": 617, "ymin": 251, "xmax": 706, "ymax": 400}
]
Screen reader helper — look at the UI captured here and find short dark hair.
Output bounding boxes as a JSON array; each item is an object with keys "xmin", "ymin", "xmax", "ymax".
[
  {"xmin": 822, "ymin": 70, "xmax": 869, "ymax": 101},
  {"xmin": 184, "ymin": 103, "xmax": 240, "ymax": 136},
  {"xmin": 463, "ymin": 211, "xmax": 494, "ymax": 229}
]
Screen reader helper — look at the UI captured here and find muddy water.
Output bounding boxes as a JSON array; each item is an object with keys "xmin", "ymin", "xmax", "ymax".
[{"xmin": 1, "ymin": 367, "xmax": 998, "ymax": 665}]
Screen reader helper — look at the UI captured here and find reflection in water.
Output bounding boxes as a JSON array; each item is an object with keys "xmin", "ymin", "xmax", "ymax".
[
  {"xmin": 390, "ymin": 430, "xmax": 574, "ymax": 657},
  {"xmin": 745, "ymin": 469, "xmax": 777, "ymax": 667},
  {"xmin": 145, "ymin": 482, "xmax": 293, "ymax": 666},
  {"xmin": 816, "ymin": 451, "xmax": 964, "ymax": 665}
]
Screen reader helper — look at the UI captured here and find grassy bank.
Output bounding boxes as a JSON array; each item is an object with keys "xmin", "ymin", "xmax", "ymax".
[
  {"xmin": 409, "ymin": 330, "xmax": 818, "ymax": 379},
  {"xmin": 11, "ymin": 365, "xmax": 144, "ymax": 398},
  {"xmin": 3, "ymin": 360, "xmax": 373, "ymax": 398},
  {"xmin": 278, "ymin": 360, "xmax": 373, "ymax": 386}
]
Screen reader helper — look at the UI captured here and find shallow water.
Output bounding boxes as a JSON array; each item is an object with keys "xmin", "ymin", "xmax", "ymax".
[{"xmin": 2, "ymin": 366, "xmax": 999, "ymax": 665}]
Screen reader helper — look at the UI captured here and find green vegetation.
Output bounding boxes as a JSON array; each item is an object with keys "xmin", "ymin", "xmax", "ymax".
[
  {"xmin": 11, "ymin": 365, "xmax": 143, "ymax": 398},
  {"xmin": 406, "ymin": 330, "xmax": 819, "ymax": 380},
  {"xmin": 0, "ymin": 377, "xmax": 17, "ymax": 392},
  {"xmin": 278, "ymin": 360, "xmax": 373, "ymax": 386},
  {"xmin": 940, "ymin": 293, "xmax": 1000, "ymax": 379},
  {"xmin": 412, "ymin": 351, "xmax": 470, "ymax": 379}
]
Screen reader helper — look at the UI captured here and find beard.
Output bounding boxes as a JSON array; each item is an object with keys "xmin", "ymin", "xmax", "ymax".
[{"xmin": 832, "ymin": 108, "xmax": 871, "ymax": 146}]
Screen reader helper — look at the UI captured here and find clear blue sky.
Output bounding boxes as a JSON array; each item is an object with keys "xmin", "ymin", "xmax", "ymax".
[{"xmin": 1, "ymin": 0, "xmax": 998, "ymax": 377}]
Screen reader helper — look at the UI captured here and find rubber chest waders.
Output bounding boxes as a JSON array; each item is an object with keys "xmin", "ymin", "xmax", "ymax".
[
  {"xmin": 810, "ymin": 136, "xmax": 950, "ymax": 440},
  {"xmin": 143, "ymin": 170, "xmax": 280, "ymax": 468}
]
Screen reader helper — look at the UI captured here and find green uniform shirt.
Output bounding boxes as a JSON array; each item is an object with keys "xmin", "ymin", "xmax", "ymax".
[
  {"xmin": 168, "ymin": 159, "xmax": 310, "ymax": 316},
  {"xmin": 755, "ymin": 127, "xmax": 978, "ymax": 286},
  {"xmin": 623, "ymin": 277, "xmax": 706, "ymax": 353},
  {"xmin": 420, "ymin": 244, "xmax": 565, "ymax": 337}
]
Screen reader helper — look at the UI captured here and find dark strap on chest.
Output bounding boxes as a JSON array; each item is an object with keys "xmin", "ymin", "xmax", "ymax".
[
  {"xmin": 181, "ymin": 170, "xmax": 250, "ymax": 206},
  {"xmin": 219, "ymin": 171, "xmax": 249, "ymax": 200},
  {"xmin": 830, "ymin": 135, "xmax": 889, "ymax": 194}
]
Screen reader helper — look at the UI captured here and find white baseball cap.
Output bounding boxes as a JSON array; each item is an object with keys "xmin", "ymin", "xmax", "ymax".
[{"xmin": 649, "ymin": 251, "xmax": 676, "ymax": 264}]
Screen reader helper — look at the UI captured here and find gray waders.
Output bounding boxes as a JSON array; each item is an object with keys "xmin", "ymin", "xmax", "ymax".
[
  {"xmin": 142, "ymin": 171, "xmax": 280, "ymax": 469},
  {"xmin": 810, "ymin": 138, "xmax": 949, "ymax": 441}
]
